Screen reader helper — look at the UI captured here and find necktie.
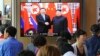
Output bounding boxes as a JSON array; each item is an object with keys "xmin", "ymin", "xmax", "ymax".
[{"xmin": 42, "ymin": 14, "xmax": 45, "ymax": 20}]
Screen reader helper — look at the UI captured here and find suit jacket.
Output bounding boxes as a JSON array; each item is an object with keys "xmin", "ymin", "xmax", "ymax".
[
  {"xmin": 36, "ymin": 14, "xmax": 51, "ymax": 33},
  {"xmin": 52, "ymin": 16, "xmax": 68, "ymax": 33}
]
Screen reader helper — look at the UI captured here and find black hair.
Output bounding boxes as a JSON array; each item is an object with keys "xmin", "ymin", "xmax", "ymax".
[
  {"xmin": 33, "ymin": 35, "xmax": 47, "ymax": 47},
  {"xmin": 57, "ymin": 38, "xmax": 74, "ymax": 55},
  {"xmin": 60, "ymin": 31, "xmax": 72, "ymax": 40},
  {"xmin": 0, "ymin": 24, "xmax": 7, "ymax": 34},
  {"xmin": 74, "ymin": 29, "xmax": 86, "ymax": 38},
  {"xmin": 18, "ymin": 50, "xmax": 35, "ymax": 56},
  {"xmin": 5, "ymin": 26, "xmax": 17, "ymax": 37},
  {"xmin": 40, "ymin": 8, "xmax": 46, "ymax": 10},
  {"xmin": 56, "ymin": 9, "xmax": 61, "ymax": 12},
  {"xmin": 91, "ymin": 24, "xmax": 100, "ymax": 34}
]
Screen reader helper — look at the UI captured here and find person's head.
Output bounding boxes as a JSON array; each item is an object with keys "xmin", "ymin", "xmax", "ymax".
[
  {"xmin": 33, "ymin": 35, "xmax": 47, "ymax": 48},
  {"xmin": 30, "ymin": 33, "xmax": 39, "ymax": 43},
  {"xmin": 40, "ymin": 8, "xmax": 46, "ymax": 14},
  {"xmin": 91, "ymin": 24, "xmax": 100, "ymax": 36},
  {"xmin": 4, "ymin": 26, "xmax": 17, "ymax": 39},
  {"xmin": 56, "ymin": 9, "xmax": 62, "ymax": 16},
  {"xmin": 0, "ymin": 24, "xmax": 8, "ymax": 35},
  {"xmin": 74, "ymin": 29, "xmax": 87, "ymax": 44},
  {"xmin": 36, "ymin": 45, "xmax": 61, "ymax": 56},
  {"xmin": 18, "ymin": 50, "xmax": 35, "ymax": 56}
]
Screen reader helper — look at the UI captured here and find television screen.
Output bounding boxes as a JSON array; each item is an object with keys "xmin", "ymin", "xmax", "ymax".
[{"xmin": 20, "ymin": 2, "xmax": 80, "ymax": 37}]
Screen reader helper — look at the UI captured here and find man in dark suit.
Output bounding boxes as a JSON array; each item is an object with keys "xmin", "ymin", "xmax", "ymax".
[
  {"xmin": 52, "ymin": 10, "xmax": 68, "ymax": 35},
  {"xmin": 36, "ymin": 8, "xmax": 51, "ymax": 34}
]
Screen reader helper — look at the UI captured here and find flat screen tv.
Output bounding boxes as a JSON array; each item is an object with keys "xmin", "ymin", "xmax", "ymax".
[{"xmin": 20, "ymin": 2, "xmax": 80, "ymax": 37}]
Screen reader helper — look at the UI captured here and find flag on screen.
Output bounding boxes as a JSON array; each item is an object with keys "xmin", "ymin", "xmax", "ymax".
[
  {"xmin": 46, "ymin": 3, "xmax": 56, "ymax": 33},
  {"xmin": 46, "ymin": 3, "xmax": 56, "ymax": 20},
  {"xmin": 20, "ymin": 17, "xmax": 24, "ymax": 29},
  {"xmin": 62, "ymin": 3, "xmax": 73, "ymax": 33},
  {"xmin": 21, "ymin": 5, "xmax": 30, "ymax": 33},
  {"xmin": 74, "ymin": 6, "xmax": 80, "ymax": 29},
  {"xmin": 30, "ymin": 16, "xmax": 37, "ymax": 30}
]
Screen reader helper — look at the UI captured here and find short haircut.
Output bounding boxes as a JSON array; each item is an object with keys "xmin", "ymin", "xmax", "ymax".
[
  {"xmin": 74, "ymin": 29, "xmax": 86, "ymax": 38},
  {"xmin": 33, "ymin": 35, "xmax": 47, "ymax": 47},
  {"xmin": 37, "ymin": 45, "xmax": 61, "ymax": 56},
  {"xmin": 5, "ymin": 26, "xmax": 17, "ymax": 37},
  {"xmin": 91, "ymin": 24, "xmax": 100, "ymax": 34},
  {"xmin": 0, "ymin": 24, "xmax": 7, "ymax": 34},
  {"xmin": 56, "ymin": 9, "xmax": 61, "ymax": 12},
  {"xmin": 40, "ymin": 8, "xmax": 46, "ymax": 10},
  {"xmin": 18, "ymin": 50, "xmax": 35, "ymax": 56}
]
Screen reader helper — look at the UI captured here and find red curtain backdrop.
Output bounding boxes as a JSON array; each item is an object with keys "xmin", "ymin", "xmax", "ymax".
[{"xmin": 20, "ymin": 3, "xmax": 80, "ymax": 35}]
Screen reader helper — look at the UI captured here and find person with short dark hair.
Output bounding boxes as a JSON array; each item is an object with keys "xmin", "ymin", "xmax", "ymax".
[
  {"xmin": 52, "ymin": 10, "xmax": 68, "ymax": 35},
  {"xmin": 72, "ymin": 29, "xmax": 88, "ymax": 56},
  {"xmin": 0, "ymin": 26, "xmax": 23, "ymax": 56},
  {"xmin": 86, "ymin": 24, "xmax": 100, "ymax": 56},
  {"xmin": 0, "ymin": 24, "xmax": 8, "ymax": 38},
  {"xmin": 36, "ymin": 8, "xmax": 51, "ymax": 35},
  {"xmin": 33, "ymin": 35, "xmax": 47, "ymax": 48},
  {"xmin": 56, "ymin": 31, "xmax": 74, "ymax": 55},
  {"xmin": 26, "ymin": 34, "xmax": 38, "ymax": 54},
  {"xmin": 18, "ymin": 50, "xmax": 35, "ymax": 56},
  {"xmin": 33, "ymin": 35, "xmax": 47, "ymax": 54}
]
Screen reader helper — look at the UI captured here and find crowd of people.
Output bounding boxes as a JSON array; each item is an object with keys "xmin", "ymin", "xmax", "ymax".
[
  {"xmin": 0, "ymin": 8, "xmax": 100, "ymax": 56},
  {"xmin": 0, "ymin": 22, "xmax": 99, "ymax": 56}
]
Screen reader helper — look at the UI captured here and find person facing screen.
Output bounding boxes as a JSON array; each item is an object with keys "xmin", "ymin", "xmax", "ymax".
[
  {"xmin": 0, "ymin": 26, "xmax": 23, "ymax": 56},
  {"xmin": 52, "ymin": 9, "xmax": 68, "ymax": 36}
]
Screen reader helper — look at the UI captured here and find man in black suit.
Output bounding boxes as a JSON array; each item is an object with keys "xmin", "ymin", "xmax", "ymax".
[
  {"xmin": 36, "ymin": 8, "xmax": 51, "ymax": 34},
  {"xmin": 52, "ymin": 10, "xmax": 68, "ymax": 35}
]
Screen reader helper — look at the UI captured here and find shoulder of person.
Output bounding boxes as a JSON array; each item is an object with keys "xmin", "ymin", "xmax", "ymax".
[
  {"xmin": 72, "ymin": 43, "xmax": 77, "ymax": 47},
  {"xmin": 63, "ymin": 51, "xmax": 76, "ymax": 56}
]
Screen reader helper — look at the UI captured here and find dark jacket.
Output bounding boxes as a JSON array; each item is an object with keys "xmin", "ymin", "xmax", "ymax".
[
  {"xmin": 52, "ymin": 16, "xmax": 68, "ymax": 34},
  {"xmin": 36, "ymin": 14, "xmax": 51, "ymax": 33},
  {"xmin": 85, "ymin": 35, "xmax": 100, "ymax": 56}
]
